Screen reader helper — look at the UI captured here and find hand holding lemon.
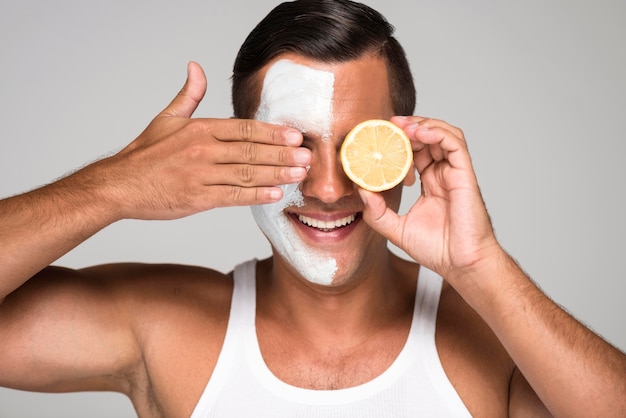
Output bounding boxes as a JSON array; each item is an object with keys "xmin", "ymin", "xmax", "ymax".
[{"xmin": 352, "ymin": 116, "xmax": 499, "ymax": 282}]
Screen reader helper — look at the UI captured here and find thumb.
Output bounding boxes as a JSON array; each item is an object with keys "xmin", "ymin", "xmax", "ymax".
[
  {"xmin": 358, "ymin": 189, "xmax": 403, "ymax": 245},
  {"xmin": 159, "ymin": 61, "xmax": 207, "ymax": 118}
]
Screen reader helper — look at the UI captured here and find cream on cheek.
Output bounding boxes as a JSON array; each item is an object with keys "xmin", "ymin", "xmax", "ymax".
[{"xmin": 251, "ymin": 59, "xmax": 338, "ymax": 285}]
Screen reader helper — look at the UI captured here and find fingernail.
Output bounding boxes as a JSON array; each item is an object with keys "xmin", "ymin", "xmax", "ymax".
[
  {"xmin": 290, "ymin": 166, "xmax": 306, "ymax": 178},
  {"xmin": 404, "ymin": 122, "xmax": 419, "ymax": 135},
  {"xmin": 293, "ymin": 148, "xmax": 311, "ymax": 165},
  {"xmin": 269, "ymin": 188, "xmax": 282, "ymax": 200},
  {"xmin": 284, "ymin": 130, "xmax": 302, "ymax": 146}
]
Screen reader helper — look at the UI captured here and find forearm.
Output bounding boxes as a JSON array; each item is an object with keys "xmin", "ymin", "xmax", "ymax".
[
  {"xmin": 373, "ymin": 115, "xmax": 625, "ymax": 413},
  {"xmin": 0, "ymin": 161, "xmax": 120, "ymax": 298},
  {"xmin": 452, "ymin": 250, "xmax": 626, "ymax": 416}
]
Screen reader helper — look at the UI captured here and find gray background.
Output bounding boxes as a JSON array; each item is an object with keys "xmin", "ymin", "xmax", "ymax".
[{"xmin": 1, "ymin": 0, "xmax": 624, "ymax": 416}]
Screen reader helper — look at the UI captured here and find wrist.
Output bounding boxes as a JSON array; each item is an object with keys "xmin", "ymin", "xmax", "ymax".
[
  {"xmin": 445, "ymin": 245, "xmax": 529, "ymax": 314},
  {"xmin": 52, "ymin": 158, "xmax": 126, "ymax": 226}
]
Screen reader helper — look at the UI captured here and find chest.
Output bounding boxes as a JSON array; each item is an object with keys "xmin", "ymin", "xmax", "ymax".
[
  {"xmin": 253, "ymin": 294, "xmax": 514, "ymax": 416},
  {"xmin": 129, "ymin": 284, "xmax": 513, "ymax": 417},
  {"xmin": 258, "ymin": 326, "xmax": 407, "ymax": 390}
]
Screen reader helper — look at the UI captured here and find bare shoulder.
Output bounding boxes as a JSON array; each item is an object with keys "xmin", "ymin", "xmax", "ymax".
[
  {"xmin": 0, "ymin": 262, "xmax": 235, "ymax": 416},
  {"xmin": 81, "ymin": 262, "xmax": 236, "ymax": 415},
  {"xmin": 79, "ymin": 262, "xmax": 234, "ymax": 353},
  {"xmin": 436, "ymin": 281, "xmax": 515, "ymax": 417},
  {"xmin": 81, "ymin": 262, "xmax": 233, "ymax": 309}
]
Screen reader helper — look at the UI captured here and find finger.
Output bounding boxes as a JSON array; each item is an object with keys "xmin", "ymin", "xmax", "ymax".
[
  {"xmin": 159, "ymin": 61, "xmax": 207, "ymax": 118},
  {"xmin": 392, "ymin": 115, "xmax": 464, "ymax": 140},
  {"xmin": 404, "ymin": 123, "xmax": 471, "ymax": 171},
  {"xmin": 391, "ymin": 116, "xmax": 434, "ymax": 173},
  {"xmin": 413, "ymin": 140, "xmax": 434, "ymax": 174},
  {"xmin": 403, "ymin": 167, "xmax": 417, "ymax": 186},
  {"xmin": 203, "ymin": 185, "xmax": 285, "ymax": 208},
  {"xmin": 205, "ymin": 164, "xmax": 308, "ymax": 187},
  {"xmin": 213, "ymin": 141, "xmax": 311, "ymax": 167},
  {"xmin": 210, "ymin": 118, "xmax": 303, "ymax": 147},
  {"xmin": 390, "ymin": 115, "xmax": 426, "ymax": 128},
  {"xmin": 392, "ymin": 115, "xmax": 467, "ymax": 160},
  {"xmin": 358, "ymin": 188, "xmax": 403, "ymax": 246}
]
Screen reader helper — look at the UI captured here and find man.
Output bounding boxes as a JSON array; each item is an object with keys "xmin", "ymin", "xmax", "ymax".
[{"xmin": 1, "ymin": 0, "xmax": 624, "ymax": 416}]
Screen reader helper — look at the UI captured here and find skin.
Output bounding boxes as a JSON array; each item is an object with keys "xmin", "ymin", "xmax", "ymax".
[
  {"xmin": 0, "ymin": 54, "xmax": 625, "ymax": 418},
  {"xmin": 254, "ymin": 54, "xmax": 404, "ymax": 289}
]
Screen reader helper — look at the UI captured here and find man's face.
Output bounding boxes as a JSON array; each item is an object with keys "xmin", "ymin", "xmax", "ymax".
[{"xmin": 251, "ymin": 53, "xmax": 403, "ymax": 287}]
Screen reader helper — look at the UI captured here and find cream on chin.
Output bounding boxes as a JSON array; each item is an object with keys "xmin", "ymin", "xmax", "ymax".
[{"xmin": 250, "ymin": 183, "xmax": 338, "ymax": 286}]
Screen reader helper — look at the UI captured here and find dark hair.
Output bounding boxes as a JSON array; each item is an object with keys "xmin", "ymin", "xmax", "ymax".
[{"xmin": 231, "ymin": 0, "xmax": 416, "ymax": 119}]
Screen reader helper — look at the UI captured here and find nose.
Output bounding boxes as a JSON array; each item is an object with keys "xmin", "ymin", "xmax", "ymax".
[{"xmin": 301, "ymin": 145, "xmax": 354, "ymax": 203}]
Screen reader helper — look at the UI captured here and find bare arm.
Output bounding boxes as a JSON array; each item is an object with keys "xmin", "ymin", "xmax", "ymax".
[
  {"xmin": 0, "ymin": 262, "xmax": 231, "ymax": 399},
  {"xmin": 0, "ymin": 165, "xmax": 120, "ymax": 299},
  {"xmin": 0, "ymin": 61, "xmax": 309, "ymax": 299},
  {"xmin": 466, "ymin": 251, "xmax": 626, "ymax": 417},
  {"xmin": 361, "ymin": 115, "xmax": 626, "ymax": 416},
  {"xmin": 0, "ymin": 266, "xmax": 139, "ymax": 393},
  {"xmin": 0, "ymin": 62, "xmax": 310, "ymax": 390}
]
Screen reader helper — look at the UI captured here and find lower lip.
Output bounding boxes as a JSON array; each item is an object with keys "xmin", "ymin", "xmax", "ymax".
[{"xmin": 289, "ymin": 213, "xmax": 361, "ymax": 243}]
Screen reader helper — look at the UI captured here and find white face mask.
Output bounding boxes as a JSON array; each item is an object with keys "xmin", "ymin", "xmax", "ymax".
[{"xmin": 251, "ymin": 59, "xmax": 338, "ymax": 285}]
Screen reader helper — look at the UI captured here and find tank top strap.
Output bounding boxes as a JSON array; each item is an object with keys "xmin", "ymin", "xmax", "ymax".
[
  {"xmin": 192, "ymin": 260, "xmax": 472, "ymax": 417},
  {"xmin": 414, "ymin": 267, "xmax": 469, "ymax": 414},
  {"xmin": 414, "ymin": 266, "xmax": 443, "ymax": 336},
  {"xmin": 232, "ymin": 258, "xmax": 258, "ymax": 325},
  {"xmin": 190, "ymin": 259, "xmax": 258, "ymax": 418}
]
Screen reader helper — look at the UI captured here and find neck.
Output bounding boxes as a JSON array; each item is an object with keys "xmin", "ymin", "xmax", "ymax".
[{"xmin": 256, "ymin": 252, "xmax": 418, "ymax": 342}]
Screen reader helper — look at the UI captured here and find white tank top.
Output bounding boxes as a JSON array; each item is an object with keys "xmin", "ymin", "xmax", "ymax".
[{"xmin": 191, "ymin": 259, "xmax": 471, "ymax": 417}]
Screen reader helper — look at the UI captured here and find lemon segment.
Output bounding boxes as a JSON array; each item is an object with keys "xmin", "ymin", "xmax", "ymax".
[{"xmin": 340, "ymin": 119, "xmax": 413, "ymax": 192}]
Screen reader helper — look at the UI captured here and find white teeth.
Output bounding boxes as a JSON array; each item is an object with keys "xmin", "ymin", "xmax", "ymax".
[{"xmin": 298, "ymin": 214, "xmax": 356, "ymax": 231}]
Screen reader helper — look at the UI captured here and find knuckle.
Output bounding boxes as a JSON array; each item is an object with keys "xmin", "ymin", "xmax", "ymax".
[
  {"xmin": 237, "ymin": 164, "xmax": 255, "ymax": 185},
  {"xmin": 242, "ymin": 142, "xmax": 257, "ymax": 163},
  {"xmin": 270, "ymin": 126, "xmax": 281, "ymax": 145},
  {"xmin": 184, "ymin": 139, "xmax": 206, "ymax": 159},
  {"xmin": 274, "ymin": 167, "xmax": 284, "ymax": 183},
  {"xmin": 181, "ymin": 139, "xmax": 210, "ymax": 163},
  {"xmin": 185, "ymin": 119, "xmax": 206, "ymax": 135},
  {"xmin": 228, "ymin": 186, "xmax": 245, "ymax": 203},
  {"xmin": 239, "ymin": 119, "xmax": 254, "ymax": 140},
  {"xmin": 277, "ymin": 147, "xmax": 287, "ymax": 164}
]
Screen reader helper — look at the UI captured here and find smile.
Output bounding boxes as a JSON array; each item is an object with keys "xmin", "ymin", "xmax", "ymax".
[{"xmin": 297, "ymin": 214, "xmax": 357, "ymax": 232}]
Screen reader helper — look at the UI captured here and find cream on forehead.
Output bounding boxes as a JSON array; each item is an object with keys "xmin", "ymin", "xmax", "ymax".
[
  {"xmin": 255, "ymin": 59, "xmax": 334, "ymax": 139},
  {"xmin": 251, "ymin": 59, "xmax": 338, "ymax": 286}
]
